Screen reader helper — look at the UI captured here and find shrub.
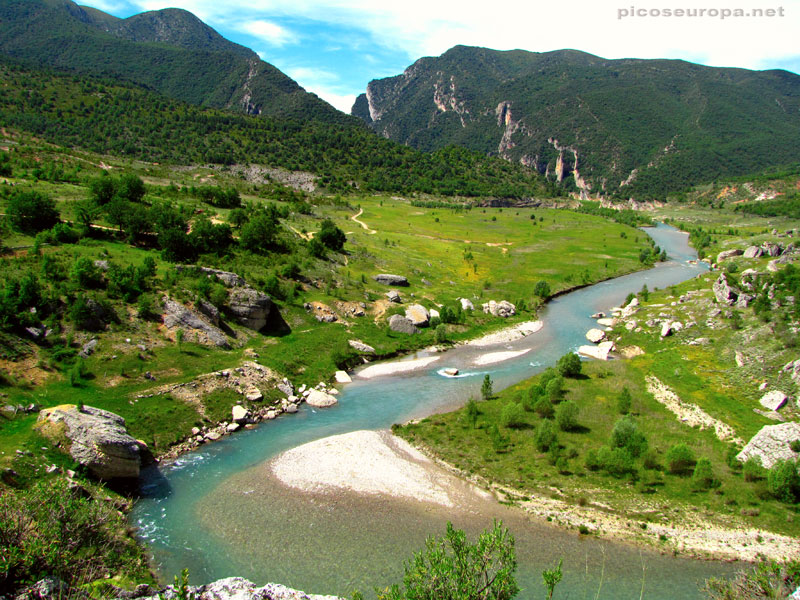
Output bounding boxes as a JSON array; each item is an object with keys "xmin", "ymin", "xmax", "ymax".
[
  {"xmin": 534, "ymin": 420, "xmax": 557, "ymax": 452},
  {"xmin": 464, "ymin": 398, "xmax": 479, "ymax": 429},
  {"xmin": 616, "ymin": 387, "xmax": 632, "ymax": 415},
  {"xmin": 533, "ymin": 397, "xmax": 554, "ymax": 419},
  {"xmin": 70, "ymin": 257, "xmax": 104, "ymax": 289},
  {"xmin": 500, "ymin": 402, "xmax": 526, "ymax": 429},
  {"xmin": 6, "ymin": 190, "xmax": 59, "ymax": 234},
  {"xmin": 434, "ymin": 323, "xmax": 448, "ymax": 344},
  {"xmin": 556, "ymin": 353, "xmax": 582, "ymax": 378},
  {"xmin": 584, "ymin": 449, "xmax": 601, "ymax": 471},
  {"xmin": 555, "ymin": 400, "xmax": 579, "ymax": 432},
  {"xmin": 597, "ymin": 446, "xmax": 637, "ymax": 478},
  {"xmin": 240, "ymin": 212, "xmax": 279, "ymax": 254},
  {"xmin": 643, "ymin": 449, "xmax": 661, "ymax": 471},
  {"xmin": 533, "ymin": 280, "xmax": 550, "ymax": 298},
  {"xmin": 666, "ymin": 443, "xmax": 695, "ymax": 475},
  {"xmin": 767, "ymin": 459, "xmax": 800, "ymax": 503},
  {"xmin": 481, "ymin": 374, "xmax": 493, "ymax": 400},
  {"xmin": 610, "ymin": 416, "xmax": 648, "ymax": 457},
  {"xmin": 545, "ymin": 376, "xmax": 564, "ymax": 403},
  {"xmin": 317, "ymin": 219, "xmax": 347, "ymax": 252},
  {"xmin": 692, "ymin": 458, "xmax": 718, "ymax": 490},
  {"xmin": 743, "ymin": 456, "xmax": 765, "ymax": 482}
]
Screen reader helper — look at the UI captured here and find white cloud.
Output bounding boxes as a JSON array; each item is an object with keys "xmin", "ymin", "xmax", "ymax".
[
  {"xmin": 240, "ymin": 20, "xmax": 297, "ymax": 46},
  {"xmin": 312, "ymin": 90, "xmax": 357, "ymax": 113},
  {"xmin": 279, "ymin": 65, "xmax": 354, "ymax": 112}
]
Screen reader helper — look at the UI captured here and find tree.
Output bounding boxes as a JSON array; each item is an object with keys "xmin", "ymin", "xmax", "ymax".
[
  {"xmin": 481, "ymin": 374, "xmax": 493, "ymax": 400},
  {"xmin": 533, "ymin": 280, "xmax": 550, "ymax": 298},
  {"xmin": 116, "ymin": 173, "xmax": 146, "ymax": 203},
  {"xmin": 610, "ymin": 416, "xmax": 648, "ymax": 457},
  {"xmin": 500, "ymin": 402, "xmax": 526, "ymax": 429},
  {"xmin": 240, "ymin": 212, "xmax": 279, "ymax": 254},
  {"xmin": 434, "ymin": 323, "xmax": 448, "ymax": 344},
  {"xmin": 534, "ymin": 419, "xmax": 557, "ymax": 452},
  {"xmin": 6, "ymin": 190, "xmax": 59, "ymax": 234},
  {"xmin": 376, "ymin": 521, "xmax": 518, "ymax": 600},
  {"xmin": 556, "ymin": 352, "xmax": 582, "ymax": 378},
  {"xmin": 616, "ymin": 387, "xmax": 632, "ymax": 415},
  {"xmin": 464, "ymin": 397, "xmax": 479, "ymax": 429},
  {"xmin": 666, "ymin": 443, "xmax": 695, "ymax": 475},
  {"xmin": 692, "ymin": 458, "xmax": 717, "ymax": 490},
  {"xmin": 555, "ymin": 400, "xmax": 579, "ymax": 432},
  {"xmin": 89, "ymin": 175, "xmax": 117, "ymax": 205},
  {"xmin": 317, "ymin": 218, "xmax": 346, "ymax": 252},
  {"xmin": 533, "ymin": 397, "xmax": 554, "ymax": 419},
  {"xmin": 767, "ymin": 459, "xmax": 799, "ymax": 503}
]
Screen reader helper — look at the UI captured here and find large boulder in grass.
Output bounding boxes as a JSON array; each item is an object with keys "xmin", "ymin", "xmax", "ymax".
[
  {"xmin": 736, "ymin": 422, "xmax": 800, "ymax": 469},
  {"xmin": 163, "ymin": 297, "xmax": 229, "ymax": 348},
  {"xmin": 227, "ymin": 287, "xmax": 273, "ymax": 330},
  {"xmin": 373, "ymin": 274, "xmax": 409, "ymax": 286},
  {"xmin": 716, "ymin": 248, "xmax": 743, "ymax": 263},
  {"xmin": 482, "ymin": 300, "xmax": 516, "ymax": 318},
  {"xmin": 35, "ymin": 405, "xmax": 141, "ymax": 480},
  {"xmin": 405, "ymin": 304, "xmax": 430, "ymax": 327},
  {"xmin": 712, "ymin": 274, "xmax": 738, "ymax": 306},
  {"xmin": 388, "ymin": 314, "xmax": 419, "ymax": 334}
]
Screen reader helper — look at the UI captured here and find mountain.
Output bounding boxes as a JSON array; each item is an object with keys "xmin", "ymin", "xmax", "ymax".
[
  {"xmin": 0, "ymin": 0, "xmax": 345, "ymax": 122},
  {"xmin": 352, "ymin": 45, "xmax": 800, "ymax": 199}
]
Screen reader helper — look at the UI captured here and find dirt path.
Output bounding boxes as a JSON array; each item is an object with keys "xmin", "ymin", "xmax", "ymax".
[
  {"xmin": 287, "ymin": 224, "xmax": 313, "ymax": 241},
  {"xmin": 351, "ymin": 208, "xmax": 376, "ymax": 234}
]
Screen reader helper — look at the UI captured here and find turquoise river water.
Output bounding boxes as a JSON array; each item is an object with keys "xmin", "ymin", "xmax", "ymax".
[{"xmin": 132, "ymin": 223, "xmax": 740, "ymax": 599}]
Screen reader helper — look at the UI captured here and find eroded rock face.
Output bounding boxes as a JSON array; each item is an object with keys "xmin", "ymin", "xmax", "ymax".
[
  {"xmin": 388, "ymin": 314, "xmax": 419, "ymax": 334},
  {"xmin": 227, "ymin": 287, "xmax": 272, "ymax": 330},
  {"xmin": 737, "ymin": 422, "xmax": 800, "ymax": 469},
  {"xmin": 482, "ymin": 300, "xmax": 516, "ymax": 318},
  {"xmin": 373, "ymin": 274, "xmax": 409, "ymax": 286},
  {"xmin": 405, "ymin": 304, "xmax": 430, "ymax": 327},
  {"xmin": 35, "ymin": 406, "xmax": 141, "ymax": 480},
  {"xmin": 712, "ymin": 274, "xmax": 738, "ymax": 306},
  {"xmin": 142, "ymin": 577, "xmax": 342, "ymax": 600},
  {"xmin": 163, "ymin": 297, "xmax": 229, "ymax": 348}
]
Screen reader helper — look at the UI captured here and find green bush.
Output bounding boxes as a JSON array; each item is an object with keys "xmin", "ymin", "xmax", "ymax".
[
  {"xmin": 533, "ymin": 280, "xmax": 550, "ymax": 298},
  {"xmin": 767, "ymin": 459, "xmax": 800, "ymax": 503},
  {"xmin": 533, "ymin": 397, "xmax": 554, "ymax": 419},
  {"xmin": 434, "ymin": 323, "xmax": 448, "ymax": 344},
  {"xmin": 545, "ymin": 376, "xmax": 564, "ymax": 403},
  {"xmin": 317, "ymin": 219, "xmax": 346, "ymax": 252},
  {"xmin": 555, "ymin": 400, "xmax": 579, "ymax": 432},
  {"xmin": 610, "ymin": 416, "xmax": 648, "ymax": 457},
  {"xmin": 597, "ymin": 446, "xmax": 637, "ymax": 478},
  {"xmin": 743, "ymin": 456, "xmax": 765, "ymax": 482},
  {"xmin": 6, "ymin": 190, "xmax": 60, "ymax": 234},
  {"xmin": 500, "ymin": 402, "xmax": 527, "ymax": 429},
  {"xmin": 692, "ymin": 458, "xmax": 718, "ymax": 490},
  {"xmin": 616, "ymin": 387, "xmax": 632, "ymax": 414},
  {"xmin": 556, "ymin": 353, "xmax": 582, "ymax": 378},
  {"xmin": 666, "ymin": 443, "xmax": 695, "ymax": 475},
  {"xmin": 534, "ymin": 420, "xmax": 557, "ymax": 452}
]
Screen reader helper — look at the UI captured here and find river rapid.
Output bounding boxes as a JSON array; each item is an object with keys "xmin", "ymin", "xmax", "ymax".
[{"xmin": 132, "ymin": 223, "xmax": 740, "ymax": 599}]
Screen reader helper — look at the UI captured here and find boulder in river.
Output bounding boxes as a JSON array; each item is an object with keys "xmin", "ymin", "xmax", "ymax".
[
  {"xmin": 306, "ymin": 389, "xmax": 338, "ymax": 408},
  {"xmin": 585, "ymin": 328, "xmax": 605, "ymax": 343},
  {"xmin": 373, "ymin": 274, "xmax": 409, "ymax": 286},
  {"xmin": 35, "ymin": 405, "xmax": 141, "ymax": 480}
]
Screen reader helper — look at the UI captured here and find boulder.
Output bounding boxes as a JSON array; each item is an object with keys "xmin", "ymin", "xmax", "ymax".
[
  {"xmin": 176, "ymin": 266, "xmax": 246, "ymax": 287},
  {"xmin": 429, "ymin": 308, "xmax": 440, "ymax": 319},
  {"xmin": 736, "ymin": 422, "xmax": 800, "ymax": 469},
  {"xmin": 460, "ymin": 298, "xmax": 475, "ymax": 311},
  {"xmin": 442, "ymin": 368, "xmax": 459, "ymax": 376},
  {"xmin": 578, "ymin": 341, "xmax": 615, "ymax": 361},
  {"xmin": 277, "ymin": 381, "xmax": 294, "ymax": 397},
  {"xmin": 590, "ymin": 312, "xmax": 605, "ymax": 319},
  {"xmin": 226, "ymin": 423, "xmax": 240, "ymax": 433},
  {"xmin": 334, "ymin": 370, "xmax": 352, "ymax": 384},
  {"xmin": 245, "ymin": 388, "xmax": 263, "ymax": 402},
  {"xmin": 759, "ymin": 391, "xmax": 788, "ymax": 412},
  {"xmin": 585, "ymin": 328, "xmax": 606, "ymax": 343},
  {"xmin": 348, "ymin": 340, "xmax": 375, "ymax": 354},
  {"xmin": 17, "ymin": 577, "xmax": 70, "ymax": 600},
  {"xmin": 386, "ymin": 290, "xmax": 402, "ymax": 303},
  {"xmin": 196, "ymin": 299, "xmax": 220, "ymax": 326},
  {"xmin": 388, "ymin": 314, "xmax": 419, "ymax": 334},
  {"xmin": 163, "ymin": 298, "xmax": 229, "ymax": 348},
  {"xmin": 405, "ymin": 304, "xmax": 430, "ymax": 327},
  {"xmin": 140, "ymin": 577, "xmax": 343, "ymax": 600},
  {"xmin": 596, "ymin": 317, "xmax": 617, "ymax": 327},
  {"xmin": 78, "ymin": 338, "xmax": 98, "ymax": 359},
  {"xmin": 716, "ymin": 249, "xmax": 743, "ymax": 262},
  {"xmin": 373, "ymin": 274, "xmax": 409, "ymax": 286},
  {"xmin": 761, "ymin": 242, "xmax": 783, "ymax": 257},
  {"xmin": 482, "ymin": 300, "xmax": 516, "ymax": 318},
  {"xmin": 306, "ymin": 389, "xmax": 338, "ymax": 408},
  {"xmin": 232, "ymin": 406, "xmax": 250, "ymax": 425},
  {"xmin": 736, "ymin": 294, "xmax": 754, "ymax": 309},
  {"xmin": 227, "ymin": 287, "xmax": 272, "ymax": 330},
  {"xmin": 35, "ymin": 405, "xmax": 141, "ymax": 480},
  {"xmin": 712, "ymin": 274, "xmax": 738, "ymax": 306},
  {"xmin": 743, "ymin": 246, "xmax": 763, "ymax": 259}
]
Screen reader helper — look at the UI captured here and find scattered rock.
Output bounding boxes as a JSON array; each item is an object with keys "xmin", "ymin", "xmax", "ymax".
[
  {"xmin": 460, "ymin": 298, "xmax": 475, "ymax": 311},
  {"xmin": 716, "ymin": 248, "xmax": 743, "ymax": 262},
  {"xmin": 227, "ymin": 287, "xmax": 272, "ymax": 330},
  {"xmin": 405, "ymin": 304, "xmax": 430, "ymax": 327},
  {"xmin": 585, "ymin": 328, "xmax": 606, "ymax": 343},
  {"xmin": 736, "ymin": 294, "xmax": 754, "ymax": 308},
  {"xmin": 762, "ymin": 242, "xmax": 783, "ymax": 257},
  {"xmin": 712, "ymin": 274, "xmax": 738, "ymax": 306},
  {"xmin": 35, "ymin": 405, "xmax": 141, "ymax": 480},
  {"xmin": 743, "ymin": 246, "xmax": 763, "ymax": 259},
  {"xmin": 277, "ymin": 381, "xmax": 294, "ymax": 397},
  {"xmin": 759, "ymin": 391, "xmax": 788, "ymax": 412},
  {"xmin": 232, "ymin": 405, "xmax": 250, "ymax": 424},
  {"xmin": 17, "ymin": 577, "xmax": 70, "ymax": 600},
  {"xmin": 305, "ymin": 389, "xmax": 338, "ymax": 408},
  {"xmin": 285, "ymin": 404, "xmax": 299, "ymax": 414},
  {"xmin": 388, "ymin": 314, "xmax": 419, "ymax": 334},
  {"xmin": 205, "ymin": 431, "xmax": 222, "ymax": 442},
  {"xmin": 140, "ymin": 577, "xmax": 342, "ymax": 600},
  {"xmin": 482, "ymin": 300, "xmax": 516, "ymax": 318},
  {"xmin": 163, "ymin": 297, "xmax": 229, "ymax": 348},
  {"xmin": 334, "ymin": 371, "xmax": 352, "ymax": 384},
  {"xmin": 578, "ymin": 341, "xmax": 615, "ymax": 361},
  {"xmin": 373, "ymin": 274, "xmax": 409, "ymax": 286},
  {"xmin": 737, "ymin": 422, "xmax": 800, "ymax": 469},
  {"xmin": 429, "ymin": 308, "xmax": 440, "ymax": 319},
  {"xmin": 735, "ymin": 351, "xmax": 747, "ymax": 367},
  {"xmin": 386, "ymin": 290, "xmax": 402, "ymax": 303},
  {"xmin": 226, "ymin": 422, "xmax": 240, "ymax": 433},
  {"xmin": 176, "ymin": 266, "xmax": 246, "ymax": 287},
  {"xmin": 348, "ymin": 340, "xmax": 375, "ymax": 354},
  {"xmin": 78, "ymin": 338, "xmax": 98, "ymax": 359},
  {"xmin": 596, "ymin": 317, "xmax": 617, "ymax": 327},
  {"xmin": 618, "ymin": 346, "xmax": 645, "ymax": 358},
  {"xmin": 660, "ymin": 322, "xmax": 674, "ymax": 338}
]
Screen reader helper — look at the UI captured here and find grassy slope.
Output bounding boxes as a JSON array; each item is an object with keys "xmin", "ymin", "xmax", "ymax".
[{"xmin": 396, "ymin": 205, "xmax": 800, "ymax": 542}]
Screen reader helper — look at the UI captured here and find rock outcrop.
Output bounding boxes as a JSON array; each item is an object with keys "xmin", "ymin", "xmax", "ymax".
[
  {"xmin": 348, "ymin": 340, "xmax": 375, "ymax": 354},
  {"xmin": 759, "ymin": 390, "xmax": 788, "ymax": 412},
  {"xmin": 712, "ymin": 274, "xmax": 738, "ymax": 306},
  {"xmin": 35, "ymin": 405, "xmax": 141, "ymax": 480},
  {"xmin": 482, "ymin": 300, "xmax": 516, "ymax": 318},
  {"xmin": 373, "ymin": 274, "xmax": 409, "ymax": 286},
  {"xmin": 176, "ymin": 266, "xmax": 246, "ymax": 287},
  {"xmin": 736, "ymin": 422, "xmax": 800, "ymax": 469},
  {"xmin": 163, "ymin": 297, "xmax": 229, "ymax": 348},
  {"xmin": 227, "ymin": 287, "xmax": 272, "ymax": 330},
  {"xmin": 716, "ymin": 249, "xmax": 743, "ymax": 263},
  {"xmin": 405, "ymin": 304, "xmax": 430, "ymax": 327},
  {"xmin": 743, "ymin": 246, "xmax": 763, "ymax": 259},
  {"xmin": 142, "ymin": 577, "xmax": 342, "ymax": 600},
  {"xmin": 388, "ymin": 314, "xmax": 419, "ymax": 334}
]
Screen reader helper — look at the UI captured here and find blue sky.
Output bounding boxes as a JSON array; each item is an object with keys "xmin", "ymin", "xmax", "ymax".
[{"xmin": 79, "ymin": 0, "xmax": 800, "ymax": 113}]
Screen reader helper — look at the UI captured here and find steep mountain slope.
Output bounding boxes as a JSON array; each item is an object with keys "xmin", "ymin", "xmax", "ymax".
[
  {"xmin": 352, "ymin": 46, "xmax": 800, "ymax": 199},
  {"xmin": 0, "ymin": 0, "xmax": 345, "ymax": 122}
]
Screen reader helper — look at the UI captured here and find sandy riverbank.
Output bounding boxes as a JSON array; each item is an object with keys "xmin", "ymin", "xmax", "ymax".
[
  {"xmin": 270, "ymin": 429, "xmax": 800, "ymax": 563},
  {"xmin": 356, "ymin": 356, "xmax": 441, "ymax": 379},
  {"xmin": 472, "ymin": 349, "xmax": 531, "ymax": 366},
  {"xmin": 462, "ymin": 320, "xmax": 543, "ymax": 347}
]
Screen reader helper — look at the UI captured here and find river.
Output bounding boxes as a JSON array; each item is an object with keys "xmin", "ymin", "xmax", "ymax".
[{"xmin": 132, "ymin": 223, "xmax": 739, "ymax": 599}]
